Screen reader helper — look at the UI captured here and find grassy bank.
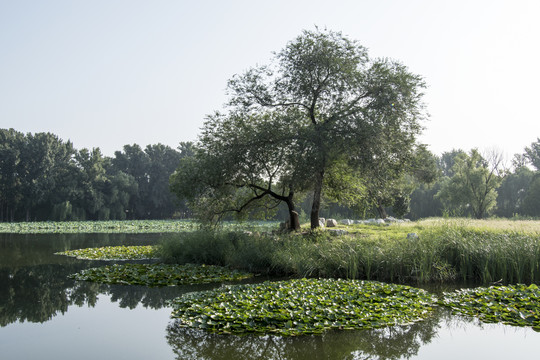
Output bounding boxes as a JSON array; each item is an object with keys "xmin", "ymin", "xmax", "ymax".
[{"xmin": 159, "ymin": 218, "xmax": 540, "ymax": 285}]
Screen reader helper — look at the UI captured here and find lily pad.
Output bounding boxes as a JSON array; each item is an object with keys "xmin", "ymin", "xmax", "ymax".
[
  {"xmin": 56, "ymin": 245, "xmax": 158, "ymax": 260},
  {"xmin": 69, "ymin": 263, "xmax": 253, "ymax": 286},
  {"xmin": 169, "ymin": 278, "xmax": 437, "ymax": 336},
  {"xmin": 440, "ymin": 284, "xmax": 540, "ymax": 329}
]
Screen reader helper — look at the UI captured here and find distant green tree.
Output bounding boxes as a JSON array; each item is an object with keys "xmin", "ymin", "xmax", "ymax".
[
  {"xmin": 103, "ymin": 170, "xmax": 138, "ymax": 220},
  {"xmin": 495, "ymin": 166, "xmax": 534, "ymax": 217},
  {"xmin": 438, "ymin": 149, "xmax": 467, "ymax": 178},
  {"xmin": 524, "ymin": 138, "xmax": 540, "ymax": 171},
  {"xmin": 177, "ymin": 141, "xmax": 195, "ymax": 158},
  {"xmin": 436, "ymin": 149, "xmax": 503, "ymax": 219},
  {"xmin": 1, "ymin": 128, "xmax": 186, "ymax": 221},
  {"xmin": 511, "ymin": 153, "xmax": 529, "ymax": 170},
  {"xmin": 17, "ymin": 132, "xmax": 77, "ymax": 221},
  {"xmin": 74, "ymin": 148, "xmax": 109, "ymax": 219},
  {"xmin": 144, "ymin": 144, "xmax": 183, "ymax": 218},
  {"xmin": 521, "ymin": 176, "xmax": 540, "ymax": 217},
  {"xmin": 0, "ymin": 129, "xmax": 23, "ymax": 221},
  {"xmin": 113, "ymin": 143, "xmax": 183, "ymax": 219},
  {"xmin": 408, "ymin": 182, "xmax": 443, "ymax": 220},
  {"xmin": 113, "ymin": 144, "xmax": 151, "ymax": 218}
]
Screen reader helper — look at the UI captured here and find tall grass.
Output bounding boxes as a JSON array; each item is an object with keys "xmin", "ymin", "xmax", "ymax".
[
  {"xmin": 434, "ymin": 226, "xmax": 540, "ymax": 284},
  {"xmin": 158, "ymin": 231, "xmax": 277, "ymax": 274},
  {"xmin": 158, "ymin": 221, "xmax": 540, "ymax": 285}
]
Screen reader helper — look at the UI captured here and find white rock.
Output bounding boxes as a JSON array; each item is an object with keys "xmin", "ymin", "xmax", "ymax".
[{"xmin": 326, "ymin": 219, "xmax": 338, "ymax": 227}]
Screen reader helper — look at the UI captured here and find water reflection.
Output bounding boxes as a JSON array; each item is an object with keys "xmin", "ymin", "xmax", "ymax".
[
  {"xmin": 0, "ymin": 233, "xmax": 199, "ymax": 327},
  {"xmin": 0, "ymin": 232, "xmax": 162, "ymax": 267},
  {"xmin": 3, "ymin": 233, "xmax": 540, "ymax": 360},
  {"xmin": 166, "ymin": 313, "xmax": 442, "ymax": 360}
]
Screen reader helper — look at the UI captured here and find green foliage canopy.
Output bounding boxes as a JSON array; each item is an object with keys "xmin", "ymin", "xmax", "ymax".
[
  {"xmin": 436, "ymin": 149, "xmax": 502, "ymax": 219},
  {"xmin": 171, "ymin": 28, "xmax": 427, "ymax": 228}
]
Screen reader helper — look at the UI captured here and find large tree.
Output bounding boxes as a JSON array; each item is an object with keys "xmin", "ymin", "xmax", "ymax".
[{"xmin": 171, "ymin": 29, "xmax": 427, "ymax": 229}]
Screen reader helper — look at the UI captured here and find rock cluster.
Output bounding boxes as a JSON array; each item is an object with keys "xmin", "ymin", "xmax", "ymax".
[{"xmin": 318, "ymin": 216, "xmax": 410, "ymax": 227}]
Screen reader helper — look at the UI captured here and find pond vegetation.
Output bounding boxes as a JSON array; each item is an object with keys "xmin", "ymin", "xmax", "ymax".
[
  {"xmin": 0, "ymin": 219, "xmax": 279, "ymax": 234},
  {"xmin": 56, "ymin": 245, "xmax": 159, "ymax": 260},
  {"xmin": 12, "ymin": 218, "xmax": 540, "ymax": 336},
  {"xmin": 440, "ymin": 284, "xmax": 540, "ymax": 330},
  {"xmin": 69, "ymin": 263, "xmax": 253, "ymax": 287},
  {"xmin": 0, "ymin": 220, "xmax": 196, "ymax": 233},
  {"xmin": 169, "ymin": 278, "xmax": 437, "ymax": 336},
  {"xmin": 158, "ymin": 219, "xmax": 540, "ymax": 284}
]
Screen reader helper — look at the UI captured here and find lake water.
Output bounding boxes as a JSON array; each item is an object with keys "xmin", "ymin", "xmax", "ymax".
[{"xmin": 1, "ymin": 233, "xmax": 539, "ymax": 359}]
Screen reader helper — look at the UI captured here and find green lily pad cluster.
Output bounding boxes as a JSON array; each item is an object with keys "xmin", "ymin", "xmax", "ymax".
[
  {"xmin": 70, "ymin": 263, "xmax": 253, "ymax": 287},
  {"xmin": 56, "ymin": 245, "xmax": 158, "ymax": 260},
  {"xmin": 169, "ymin": 278, "xmax": 437, "ymax": 336},
  {"xmin": 0, "ymin": 219, "xmax": 278, "ymax": 233},
  {"xmin": 440, "ymin": 284, "xmax": 540, "ymax": 330},
  {"xmin": 0, "ymin": 220, "xmax": 197, "ymax": 233}
]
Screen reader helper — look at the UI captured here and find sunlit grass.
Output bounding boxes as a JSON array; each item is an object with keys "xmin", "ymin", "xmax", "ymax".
[{"xmin": 415, "ymin": 217, "xmax": 540, "ymax": 234}]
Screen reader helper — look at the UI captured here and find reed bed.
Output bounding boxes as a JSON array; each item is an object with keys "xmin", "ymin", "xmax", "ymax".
[{"xmin": 159, "ymin": 219, "xmax": 540, "ymax": 285}]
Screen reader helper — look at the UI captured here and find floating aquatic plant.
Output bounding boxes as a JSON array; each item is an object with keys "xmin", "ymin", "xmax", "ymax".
[
  {"xmin": 0, "ymin": 220, "xmax": 197, "ymax": 233},
  {"xmin": 70, "ymin": 263, "xmax": 252, "ymax": 287},
  {"xmin": 0, "ymin": 219, "xmax": 278, "ymax": 234},
  {"xmin": 169, "ymin": 278, "xmax": 437, "ymax": 336},
  {"xmin": 440, "ymin": 284, "xmax": 540, "ymax": 330},
  {"xmin": 56, "ymin": 245, "xmax": 158, "ymax": 260}
]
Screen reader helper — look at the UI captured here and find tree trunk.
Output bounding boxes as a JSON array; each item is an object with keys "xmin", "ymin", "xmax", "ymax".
[
  {"xmin": 310, "ymin": 170, "xmax": 325, "ymax": 229},
  {"xmin": 289, "ymin": 210, "xmax": 300, "ymax": 230},
  {"xmin": 285, "ymin": 190, "xmax": 300, "ymax": 231},
  {"xmin": 376, "ymin": 199, "xmax": 388, "ymax": 219}
]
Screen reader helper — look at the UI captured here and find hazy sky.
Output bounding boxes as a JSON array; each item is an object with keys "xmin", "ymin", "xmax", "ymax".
[{"xmin": 1, "ymin": 0, "xmax": 539, "ymax": 158}]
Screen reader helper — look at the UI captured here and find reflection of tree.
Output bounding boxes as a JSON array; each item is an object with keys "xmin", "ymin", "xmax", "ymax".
[
  {"xmin": 107, "ymin": 283, "xmax": 216, "ymax": 310},
  {"xmin": 0, "ymin": 233, "xmax": 197, "ymax": 327},
  {"xmin": 166, "ymin": 313, "xmax": 442, "ymax": 360},
  {"xmin": 0, "ymin": 265, "xmax": 75, "ymax": 326},
  {"xmin": 0, "ymin": 233, "xmax": 167, "ymax": 267},
  {"xmin": 0, "ymin": 263, "xmax": 200, "ymax": 327}
]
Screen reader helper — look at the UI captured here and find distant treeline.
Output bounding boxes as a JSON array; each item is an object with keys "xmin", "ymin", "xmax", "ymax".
[
  {"xmin": 2, "ymin": 127, "xmax": 540, "ymax": 222},
  {"xmin": 0, "ymin": 128, "xmax": 193, "ymax": 222},
  {"xmin": 277, "ymin": 141, "xmax": 540, "ymax": 221},
  {"xmin": 407, "ymin": 146, "xmax": 540, "ymax": 219}
]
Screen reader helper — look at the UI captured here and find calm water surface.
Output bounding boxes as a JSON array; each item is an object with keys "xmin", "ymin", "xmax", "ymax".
[{"xmin": 1, "ymin": 233, "xmax": 539, "ymax": 360}]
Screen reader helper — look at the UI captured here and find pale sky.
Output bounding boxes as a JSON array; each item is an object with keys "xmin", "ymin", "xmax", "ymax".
[{"xmin": 1, "ymin": 0, "xmax": 539, "ymax": 159}]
